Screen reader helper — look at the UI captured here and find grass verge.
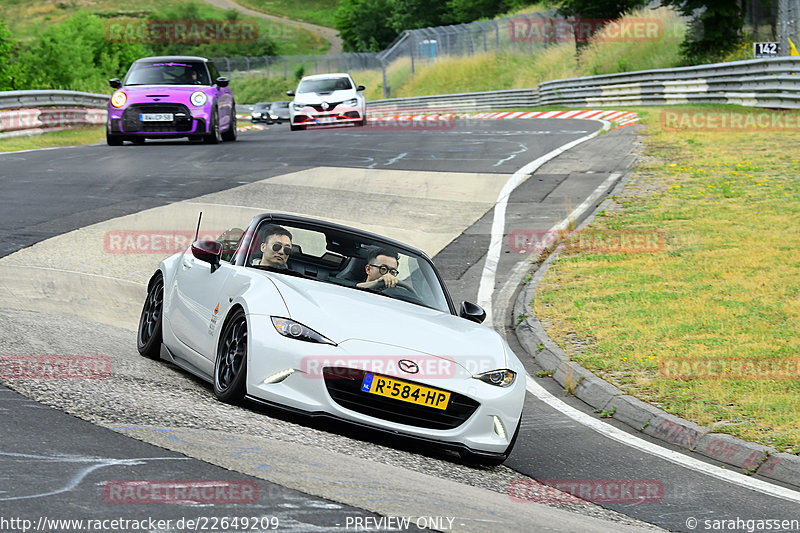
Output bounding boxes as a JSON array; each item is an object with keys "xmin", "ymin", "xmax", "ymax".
[
  {"xmin": 234, "ymin": 0, "xmax": 339, "ymax": 29},
  {"xmin": 0, "ymin": 127, "xmax": 105, "ymax": 152},
  {"xmin": 0, "ymin": 0, "xmax": 327, "ymax": 55},
  {"xmin": 532, "ymin": 105, "xmax": 800, "ymax": 452}
]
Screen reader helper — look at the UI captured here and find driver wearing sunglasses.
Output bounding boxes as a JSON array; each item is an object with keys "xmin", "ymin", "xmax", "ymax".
[
  {"xmin": 357, "ymin": 248, "xmax": 400, "ymax": 290},
  {"xmin": 259, "ymin": 225, "xmax": 293, "ymax": 269}
]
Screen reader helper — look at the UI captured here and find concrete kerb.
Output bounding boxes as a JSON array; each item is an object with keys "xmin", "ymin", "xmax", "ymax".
[{"xmin": 512, "ymin": 172, "xmax": 800, "ymax": 488}]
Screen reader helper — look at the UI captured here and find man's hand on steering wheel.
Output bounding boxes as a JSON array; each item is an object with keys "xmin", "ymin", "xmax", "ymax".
[{"xmin": 373, "ymin": 273, "xmax": 398, "ymax": 289}]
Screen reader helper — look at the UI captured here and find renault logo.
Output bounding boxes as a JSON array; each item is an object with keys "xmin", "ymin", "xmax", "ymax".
[
  {"xmin": 398, "ymin": 359, "xmax": 419, "ymax": 374},
  {"xmin": 321, "ymin": 102, "xmax": 329, "ymax": 110}
]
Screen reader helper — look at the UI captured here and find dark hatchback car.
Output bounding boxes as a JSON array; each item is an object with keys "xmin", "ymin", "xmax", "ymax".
[
  {"xmin": 250, "ymin": 102, "xmax": 271, "ymax": 123},
  {"xmin": 107, "ymin": 56, "xmax": 237, "ymax": 145},
  {"xmin": 267, "ymin": 101, "xmax": 291, "ymax": 124}
]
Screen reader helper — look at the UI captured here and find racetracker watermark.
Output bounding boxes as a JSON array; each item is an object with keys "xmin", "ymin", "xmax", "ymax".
[
  {"xmin": 104, "ymin": 230, "xmax": 235, "ymax": 254},
  {"xmin": 509, "ymin": 479, "xmax": 664, "ymax": 504},
  {"xmin": 105, "ymin": 19, "xmax": 258, "ymax": 43},
  {"xmin": 509, "ymin": 17, "xmax": 663, "ymax": 43},
  {"xmin": 0, "ymin": 355, "xmax": 111, "ymax": 379},
  {"xmin": 660, "ymin": 357, "xmax": 800, "ymax": 381},
  {"xmin": 660, "ymin": 109, "xmax": 800, "ymax": 132},
  {"xmin": 300, "ymin": 355, "xmax": 499, "ymax": 379},
  {"xmin": 508, "ymin": 229, "xmax": 665, "ymax": 254},
  {"xmin": 104, "ymin": 480, "xmax": 258, "ymax": 504},
  {"xmin": 367, "ymin": 110, "xmax": 457, "ymax": 131}
]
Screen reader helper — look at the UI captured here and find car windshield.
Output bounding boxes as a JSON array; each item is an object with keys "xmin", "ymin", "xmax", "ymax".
[
  {"xmin": 271, "ymin": 102, "xmax": 289, "ymax": 110},
  {"xmin": 254, "ymin": 103, "xmax": 270, "ymax": 110},
  {"xmin": 241, "ymin": 220, "xmax": 451, "ymax": 313},
  {"xmin": 297, "ymin": 77, "xmax": 352, "ymax": 94},
  {"xmin": 125, "ymin": 61, "xmax": 210, "ymax": 86}
]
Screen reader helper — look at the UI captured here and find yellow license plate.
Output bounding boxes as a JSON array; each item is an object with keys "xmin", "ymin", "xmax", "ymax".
[{"xmin": 361, "ymin": 373, "xmax": 450, "ymax": 410}]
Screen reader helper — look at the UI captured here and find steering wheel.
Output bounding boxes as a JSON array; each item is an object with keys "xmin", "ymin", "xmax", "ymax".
[{"xmin": 375, "ymin": 277, "xmax": 419, "ymax": 296}]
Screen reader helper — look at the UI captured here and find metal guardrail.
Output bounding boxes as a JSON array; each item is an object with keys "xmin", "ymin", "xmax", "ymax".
[
  {"xmin": 536, "ymin": 57, "xmax": 800, "ymax": 109},
  {"xmin": 0, "ymin": 91, "xmax": 110, "ymax": 137},
  {"xmin": 368, "ymin": 88, "xmax": 538, "ymax": 113},
  {"xmin": 367, "ymin": 58, "xmax": 800, "ymax": 112},
  {"xmin": 0, "ymin": 90, "xmax": 109, "ymax": 110}
]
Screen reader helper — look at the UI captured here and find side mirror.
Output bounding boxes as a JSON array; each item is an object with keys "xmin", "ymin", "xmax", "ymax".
[
  {"xmin": 286, "ymin": 90, "xmax": 295, "ymax": 96},
  {"xmin": 356, "ymin": 85, "xmax": 365, "ymax": 91},
  {"xmin": 216, "ymin": 77, "xmax": 229, "ymax": 87},
  {"xmin": 459, "ymin": 301, "xmax": 486, "ymax": 324},
  {"xmin": 109, "ymin": 78, "xmax": 122, "ymax": 89},
  {"xmin": 191, "ymin": 240, "xmax": 222, "ymax": 273}
]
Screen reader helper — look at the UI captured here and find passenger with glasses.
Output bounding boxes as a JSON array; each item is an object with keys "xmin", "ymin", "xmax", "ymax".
[
  {"xmin": 357, "ymin": 248, "xmax": 400, "ymax": 290},
  {"xmin": 258, "ymin": 225, "xmax": 293, "ymax": 269}
]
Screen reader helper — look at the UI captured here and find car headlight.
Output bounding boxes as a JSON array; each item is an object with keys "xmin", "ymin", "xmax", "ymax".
[
  {"xmin": 475, "ymin": 369, "xmax": 516, "ymax": 387},
  {"xmin": 343, "ymin": 98, "xmax": 358, "ymax": 107},
  {"xmin": 292, "ymin": 102, "xmax": 306, "ymax": 112},
  {"xmin": 271, "ymin": 317, "xmax": 336, "ymax": 345},
  {"xmin": 270, "ymin": 114, "xmax": 278, "ymax": 119},
  {"xmin": 190, "ymin": 91, "xmax": 207, "ymax": 107},
  {"xmin": 110, "ymin": 91, "xmax": 127, "ymax": 108}
]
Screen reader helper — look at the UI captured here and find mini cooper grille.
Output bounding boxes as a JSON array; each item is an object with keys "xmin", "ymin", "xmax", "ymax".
[
  {"xmin": 122, "ymin": 103, "xmax": 193, "ymax": 132},
  {"xmin": 322, "ymin": 367, "xmax": 479, "ymax": 430}
]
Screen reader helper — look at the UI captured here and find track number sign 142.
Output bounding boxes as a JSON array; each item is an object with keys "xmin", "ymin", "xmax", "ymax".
[{"xmin": 754, "ymin": 42, "xmax": 779, "ymax": 58}]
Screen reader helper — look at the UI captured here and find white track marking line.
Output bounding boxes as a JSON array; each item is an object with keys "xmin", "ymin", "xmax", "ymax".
[
  {"xmin": 525, "ymin": 375, "xmax": 800, "ymax": 504},
  {"xmin": 476, "ymin": 119, "xmax": 612, "ymax": 325},
  {"xmin": 1, "ymin": 264, "xmax": 145, "ymax": 285},
  {"xmin": 492, "ymin": 172, "xmax": 621, "ymax": 333}
]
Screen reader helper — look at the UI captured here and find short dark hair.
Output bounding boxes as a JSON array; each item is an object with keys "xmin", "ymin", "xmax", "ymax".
[
  {"xmin": 366, "ymin": 247, "xmax": 398, "ymax": 265},
  {"xmin": 261, "ymin": 224, "xmax": 292, "ymax": 243}
]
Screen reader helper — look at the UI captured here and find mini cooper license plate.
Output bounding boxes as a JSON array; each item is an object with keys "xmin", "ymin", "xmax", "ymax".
[
  {"xmin": 139, "ymin": 113, "xmax": 173, "ymax": 122},
  {"xmin": 361, "ymin": 373, "xmax": 450, "ymax": 410}
]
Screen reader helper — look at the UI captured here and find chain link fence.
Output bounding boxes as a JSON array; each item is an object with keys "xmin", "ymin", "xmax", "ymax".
[{"xmin": 212, "ymin": 11, "xmax": 558, "ymax": 97}]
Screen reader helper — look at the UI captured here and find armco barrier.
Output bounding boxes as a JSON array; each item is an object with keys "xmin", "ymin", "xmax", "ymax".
[
  {"xmin": 536, "ymin": 57, "xmax": 800, "ymax": 108},
  {"xmin": 0, "ymin": 90, "xmax": 109, "ymax": 110},
  {"xmin": 0, "ymin": 90, "xmax": 109, "ymax": 137},
  {"xmin": 367, "ymin": 57, "xmax": 800, "ymax": 113}
]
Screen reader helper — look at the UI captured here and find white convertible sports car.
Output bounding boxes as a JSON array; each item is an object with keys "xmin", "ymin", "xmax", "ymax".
[{"xmin": 137, "ymin": 213, "xmax": 525, "ymax": 464}]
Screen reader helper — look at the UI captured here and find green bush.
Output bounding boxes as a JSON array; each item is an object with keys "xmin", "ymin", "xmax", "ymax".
[{"xmin": 15, "ymin": 11, "xmax": 146, "ymax": 93}]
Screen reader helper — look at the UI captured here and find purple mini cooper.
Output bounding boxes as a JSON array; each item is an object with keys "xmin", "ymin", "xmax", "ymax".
[{"xmin": 107, "ymin": 56, "xmax": 237, "ymax": 145}]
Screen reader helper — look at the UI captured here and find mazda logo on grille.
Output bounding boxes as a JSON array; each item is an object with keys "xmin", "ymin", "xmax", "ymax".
[
  {"xmin": 321, "ymin": 102, "xmax": 329, "ymax": 110},
  {"xmin": 398, "ymin": 359, "xmax": 419, "ymax": 374}
]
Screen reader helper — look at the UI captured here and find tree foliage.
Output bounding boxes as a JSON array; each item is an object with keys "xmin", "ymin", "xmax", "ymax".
[
  {"xmin": 0, "ymin": 19, "xmax": 19, "ymax": 90},
  {"xmin": 660, "ymin": 0, "xmax": 744, "ymax": 63},
  {"xmin": 547, "ymin": 0, "xmax": 647, "ymax": 19},
  {"xmin": 336, "ymin": 0, "xmax": 539, "ymax": 52},
  {"xmin": 335, "ymin": 0, "xmax": 397, "ymax": 52},
  {"xmin": 16, "ymin": 12, "xmax": 146, "ymax": 92}
]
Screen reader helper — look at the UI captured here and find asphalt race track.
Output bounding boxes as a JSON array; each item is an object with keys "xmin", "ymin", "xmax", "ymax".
[{"xmin": 1, "ymin": 119, "xmax": 798, "ymax": 532}]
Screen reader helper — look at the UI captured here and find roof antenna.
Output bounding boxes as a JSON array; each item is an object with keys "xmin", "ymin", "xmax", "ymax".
[{"xmin": 194, "ymin": 211, "xmax": 203, "ymax": 242}]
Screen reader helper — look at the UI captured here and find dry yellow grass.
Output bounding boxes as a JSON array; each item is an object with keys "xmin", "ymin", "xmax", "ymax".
[{"xmin": 533, "ymin": 106, "xmax": 800, "ymax": 451}]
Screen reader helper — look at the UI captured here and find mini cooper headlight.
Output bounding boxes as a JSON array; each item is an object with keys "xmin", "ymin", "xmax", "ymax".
[
  {"xmin": 110, "ymin": 91, "xmax": 127, "ymax": 108},
  {"xmin": 271, "ymin": 317, "xmax": 336, "ymax": 345},
  {"xmin": 475, "ymin": 369, "xmax": 516, "ymax": 387},
  {"xmin": 190, "ymin": 91, "xmax": 207, "ymax": 107}
]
